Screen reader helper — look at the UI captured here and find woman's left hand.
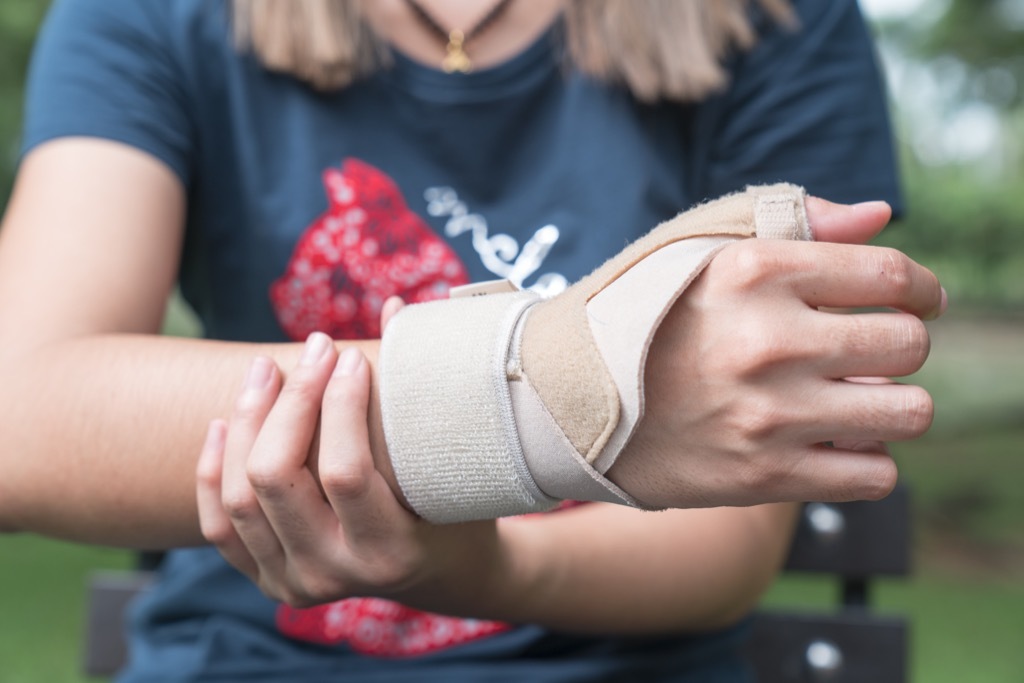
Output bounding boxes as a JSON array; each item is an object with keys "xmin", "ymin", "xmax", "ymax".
[{"xmin": 195, "ymin": 302, "xmax": 500, "ymax": 609}]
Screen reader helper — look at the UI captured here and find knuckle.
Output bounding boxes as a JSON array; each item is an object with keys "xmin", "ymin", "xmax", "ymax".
[
  {"xmin": 199, "ymin": 517, "xmax": 234, "ymax": 546},
  {"xmin": 195, "ymin": 458, "xmax": 221, "ymax": 487},
  {"xmin": 221, "ymin": 487, "xmax": 260, "ymax": 522},
  {"xmin": 720, "ymin": 418, "xmax": 793, "ymax": 494},
  {"xmin": 744, "ymin": 341, "xmax": 788, "ymax": 376},
  {"xmin": 365, "ymin": 554, "xmax": 420, "ymax": 594},
  {"xmin": 719, "ymin": 241, "xmax": 782, "ymax": 290},
  {"xmin": 285, "ymin": 578, "xmax": 338, "ymax": 608},
  {"xmin": 232, "ymin": 390, "xmax": 270, "ymax": 421},
  {"xmin": 257, "ymin": 579, "xmax": 297, "ymax": 606},
  {"xmin": 708, "ymin": 324, "xmax": 789, "ymax": 380},
  {"xmin": 246, "ymin": 458, "xmax": 289, "ymax": 498},
  {"xmin": 859, "ymin": 459, "xmax": 899, "ymax": 501},
  {"xmin": 900, "ymin": 316, "xmax": 931, "ymax": 365},
  {"xmin": 320, "ymin": 460, "xmax": 372, "ymax": 500},
  {"xmin": 285, "ymin": 558, "xmax": 362, "ymax": 605},
  {"xmin": 282, "ymin": 592, "xmax": 317, "ymax": 609},
  {"xmin": 735, "ymin": 393, "xmax": 788, "ymax": 443},
  {"xmin": 900, "ymin": 386, "xmax": 934, "ymax": 436},
  {"xmin": 877, "ymin": 248, "xmax": 915, "ymax": 296}
]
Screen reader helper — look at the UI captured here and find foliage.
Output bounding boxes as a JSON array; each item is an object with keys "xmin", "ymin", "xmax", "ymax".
[
  {"xmin": 869, "ymin": 0, "xmax": 1024, "ymax": 307},
  {"xmin": 876, "ymin": 0, "xmax": 1024, "ymax": 109},
  {"xmin": 879, "ymin": 153, "xmax": 1024, "ymax": 306},
  {"xmin": 0, "ymin": 0, "xmax": 50, "ymax": 205},
  {"xmin": 919, "ymin": 0, "xmax": 1024, "ymax": 108}
]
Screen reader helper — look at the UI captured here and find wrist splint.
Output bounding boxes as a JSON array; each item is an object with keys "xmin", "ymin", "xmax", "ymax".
[{"xmin": 379, "ymin": 184, "xmax": 811, "ymax": 523}]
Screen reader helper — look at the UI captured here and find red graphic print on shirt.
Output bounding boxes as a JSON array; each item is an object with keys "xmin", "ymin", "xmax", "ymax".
[
  {"xmin": 275, "ymin": 503, "xmax": 585, "ymax": 655},
  {"xmin": 277, "ymin": 600, "xmax": 511, "ymax": 657},
  {"xmin": 270, "ymin": 158, "xmax": 506, "ymax": 655},
  {"xmin": 269, "ymin": 158, "xmax": 469, "ymax": 340}
]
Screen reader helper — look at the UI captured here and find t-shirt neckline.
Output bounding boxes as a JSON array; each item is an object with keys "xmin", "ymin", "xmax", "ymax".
[{"xmin": 381, "ymin": 23, "xmax": 560, "ymax": 103}]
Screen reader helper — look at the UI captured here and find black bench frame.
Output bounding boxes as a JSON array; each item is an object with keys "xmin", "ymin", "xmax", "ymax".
[
  {"xmin": 745, "ymin": 486, "xmax": 911, "ymax": 682},
  {"xmin": 83, "ymin": 487, "xmax": 911, "ymax": 681}
]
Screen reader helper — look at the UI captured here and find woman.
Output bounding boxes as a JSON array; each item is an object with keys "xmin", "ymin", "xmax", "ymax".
[{"xmin": 0, "ymin": 0, "xmax": 941, "ymax": 680}]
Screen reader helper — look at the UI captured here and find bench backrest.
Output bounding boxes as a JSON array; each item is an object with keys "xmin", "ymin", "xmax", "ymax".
[
  {"xmin": 83, "ymin": 487, "xmax": 911, "ymax": 680},
  {"xmin": 744, "ymin": 485, "xmax": 911, "ymax": 682}
]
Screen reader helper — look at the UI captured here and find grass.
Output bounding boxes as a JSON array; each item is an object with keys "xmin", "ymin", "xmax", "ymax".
[
  {"xmin": 0, "ymin": 535, "xmax": 130, "ymax": 683},
  {"xmin": 1, "ymin": 304, "xmax": 1022, "ymax": 682},
  {"xmin": 762, "ymin": 572, "xmax": 1024, "ymax": 683},
  {"xmin": 757, "ymin": 306, "xmax": 1024, "ymax": 683}
]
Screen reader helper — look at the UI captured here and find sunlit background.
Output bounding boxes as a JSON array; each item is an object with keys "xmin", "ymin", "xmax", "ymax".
[{"xmin": 1, "ymin": 1, "xmax": 1022, "ymax": 681}]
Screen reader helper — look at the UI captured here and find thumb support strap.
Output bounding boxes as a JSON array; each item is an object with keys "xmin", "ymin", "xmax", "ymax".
[{"xmin": 379, "ymin": 184, "xmax": 811, "ymax": 522}]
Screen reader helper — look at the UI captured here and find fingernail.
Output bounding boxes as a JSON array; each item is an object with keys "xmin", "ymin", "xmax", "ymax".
[
  {"xmin": 334, "ymin": 347, "xmax": 364, "ymax": 377},
  {"xmin": 925, "ymin": 286, "xmax": 949, "ymax": 321},
  {"xmin": 244, "ymin": 357, "xmax": 273, "ymax": 390},
  {"xmin": 852, "ymin": 200, "xmax": 890, "ymax": 211},
  {"xmin": 300, "ymin": 332, "xmax": 332, "ymax": 366}
]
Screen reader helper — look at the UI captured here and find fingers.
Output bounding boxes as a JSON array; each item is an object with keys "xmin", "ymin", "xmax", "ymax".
[
  {"xmin": 219, "ymin": 356, "xmax": 286, "ymax": 572},
  {"xmin": 202, "ymin": 337, "xmax": 422, "ymax": 606},
  {"xmin": 812, "ymin": 312, "xmax": 931, "ymax": 379},
  {"xmin": 785, "ymin": 443, "xmax": 899, "ymax": 502},
  {"xmin": 245, "ymin": 333, "xmax": 342, "ymax": 559},
  {"xmin": 781, "ymin": 380, "xmax": 933, "ymax": 445},
  {"xmin": 319, "ymin": 347, "xmax": 416, "ymax": 545},
  {"xmin": 797, "ymin": 243, "xmax": 944, "ymax": 319},
  {"xmin": 838, "ymin": 381, "xmax": 933, "ymax": 442},
  {"xmin": 756, "ymin": 196, "xmax": 947, "ymax": 319},
  {"xmin": 727, "ymin": 238, "xmax": 945, "ymax": 320},
  {"xmin": 196, "ymin": 419, "xmax": 258, "ymax": 577}
]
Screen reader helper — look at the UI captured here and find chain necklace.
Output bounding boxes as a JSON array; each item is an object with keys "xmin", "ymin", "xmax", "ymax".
[{"xmin": 403, "ymin": 0, "xmax": 515, "ymax": 73}]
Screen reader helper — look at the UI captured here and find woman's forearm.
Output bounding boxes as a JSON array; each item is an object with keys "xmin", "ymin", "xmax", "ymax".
[
  {"xmin": 405, "ymin": 502, "xmax": 798, "ymax": 634},
  {"xmin": 0, "ymin": 334, "xmax": 384, "ymax": 547}
]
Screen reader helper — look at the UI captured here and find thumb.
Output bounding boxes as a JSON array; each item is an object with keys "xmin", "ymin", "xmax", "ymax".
[{"xmin": 805, "ymin": 196, "xmax": 892, "ymax": 245}]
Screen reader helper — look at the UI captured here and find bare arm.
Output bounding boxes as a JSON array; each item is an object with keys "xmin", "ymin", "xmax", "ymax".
[
  {"xmin": 0, "ymin": 139, "xmax": 385, "ymax": 546},
  {"xmin": 1, "ymin": 140, "xmax": 942, "ymax": 550},
  {"xmin": 464, "ymin": 502, "xmax": 799, "ymax": 633},
  {"xmin": 197, "ymin": 342, "xmax": 797, "ymax": 634}
]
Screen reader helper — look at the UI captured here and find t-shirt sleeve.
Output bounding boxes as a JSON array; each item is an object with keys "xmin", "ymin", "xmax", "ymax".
[
  {"xmin": 697, "ymin": 0, "xmax": 902, "ymax": 212},
  {"xmin": 20, "ymin": 0, "xmax": 194, "ymax": 185}
]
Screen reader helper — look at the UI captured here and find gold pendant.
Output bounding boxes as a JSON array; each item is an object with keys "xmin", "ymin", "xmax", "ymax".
[{"xmin": 442, "ymin": 29, "xmax": 472, "ymax": 73}]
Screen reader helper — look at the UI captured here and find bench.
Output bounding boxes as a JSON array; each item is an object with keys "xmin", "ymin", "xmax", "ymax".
[
  {"xmin": 83, "ymin": 487, "xmax": 911, "ymax": 680},
  {"xmin": 744, "ymin": 485, "xmax": 911, "ymax": 682}
]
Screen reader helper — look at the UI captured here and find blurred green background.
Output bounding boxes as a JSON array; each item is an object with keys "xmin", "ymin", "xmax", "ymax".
[{"xmin": 1, "ymin": 1, "xmax": 1022, "ymax": 681}]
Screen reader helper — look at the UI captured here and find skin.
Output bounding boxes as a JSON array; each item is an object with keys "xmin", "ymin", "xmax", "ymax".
[
  {"xmin": 359, "ymin": 0, "xmax": 566, "ymax": 70},
  {"xmin": 196, "ymin": 338, "xmax": 798, "ymax": 632},
  {"xmin": 0, "ymin": 0, "xmax": 944, "ymax": 634},
  {"xmin": 190, "ymin": 195, "xmax": 942, "ymax": 633},
  {"xmin": 0, "ymin": 140, "xmax": 942, "ymax": 633}
]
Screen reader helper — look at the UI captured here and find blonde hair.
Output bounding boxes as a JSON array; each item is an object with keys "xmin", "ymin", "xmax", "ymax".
[{"xmin": 231, "ymin": 0, "xmax": 795, "ymax": 103}]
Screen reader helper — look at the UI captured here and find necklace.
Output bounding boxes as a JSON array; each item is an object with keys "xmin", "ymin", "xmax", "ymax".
[{"xmin": 403, "ymin": 0, "xmax": 515, "ymax": 73}]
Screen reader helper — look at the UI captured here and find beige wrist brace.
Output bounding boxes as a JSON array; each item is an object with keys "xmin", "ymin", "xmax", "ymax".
[{"xmin": 379, "ymin": 184, "xmax": 811, "ymax": 523}]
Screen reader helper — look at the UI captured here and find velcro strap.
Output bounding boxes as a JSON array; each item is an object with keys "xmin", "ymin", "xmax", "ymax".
[{"xmin": 379, "ymin": 290, "xmax": 556, "ymax": 523}]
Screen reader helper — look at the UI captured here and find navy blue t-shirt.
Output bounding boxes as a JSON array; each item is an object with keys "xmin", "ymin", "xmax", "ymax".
[{"xmin": 23, "ymin": 0, "xmax": 901, "ymax": 680}]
